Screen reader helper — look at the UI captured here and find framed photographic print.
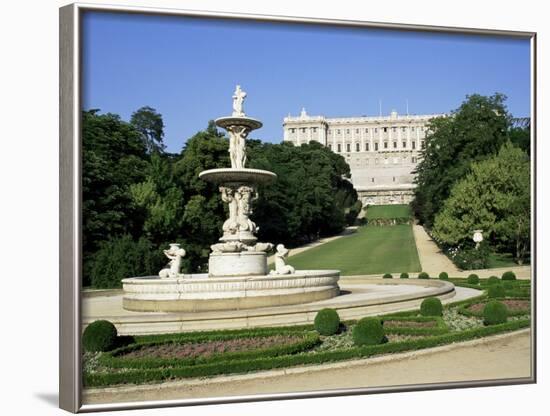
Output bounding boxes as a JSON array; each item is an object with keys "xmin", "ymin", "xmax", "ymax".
[{"xmin": 59, "ymin": 2, "xmax": 536, "ymax": 412}]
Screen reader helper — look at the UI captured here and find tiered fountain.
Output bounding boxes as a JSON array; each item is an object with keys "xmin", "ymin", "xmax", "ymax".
[{"xmin": 122, "ymin": 86, "xmax": 340, "ymax": 312}]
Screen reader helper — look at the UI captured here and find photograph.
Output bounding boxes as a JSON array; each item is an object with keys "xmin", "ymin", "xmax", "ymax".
[{"xmin": 59, "ymin": 2, "xmax": 534, "ymax": 412}]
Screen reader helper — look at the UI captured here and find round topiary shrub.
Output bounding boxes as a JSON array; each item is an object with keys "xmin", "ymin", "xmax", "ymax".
[
  {"xmin": 487, "ymin": 284, "xmax": 506, "ymax": 299},
  {"xmin": 502, "ymin": 271, "xmax": 517, "ymax": 281},
  {"xmin": 487, "ymin": 276, "xmax": 500, "ymax": 285},
  {"xmin": 438, "ymin": 272, "xmax": 449, "ymax": 280},
  {"xmin": 467, "ymin": 274, "xmax": 480, "ymax": 284},
  {"xmin": 400, "ymin": 272, "xmax": 409, "ymax": 279},
  {"xmin": 418, "ymin": 272, "xmax": 430, "ymax": 279},
  {"xmin": 383, "ymin": 273, "xmax": 393, "ymax": 279},
  {"xmin": 483, "ymin": 300, "xmax": 508, "ymax": 325},
  {"xmin": 352, "ymin": 318, "xmax": 385, "ymax": 346},
  {"xmin": 314, "ymin": 308, "xmax": 341, "ymax": 336},
  {"xmin": 83, "ymin": 320, "xmax": 118, "ymax": 352},
  {"xmin": 420, "ymin": 297, "xmax": 443, "ymax": 316}
]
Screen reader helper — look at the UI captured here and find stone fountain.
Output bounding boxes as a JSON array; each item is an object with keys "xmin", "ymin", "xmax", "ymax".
[{"xmin": 122, "ymin": 86, "xmax": 340, "ymax": 312}]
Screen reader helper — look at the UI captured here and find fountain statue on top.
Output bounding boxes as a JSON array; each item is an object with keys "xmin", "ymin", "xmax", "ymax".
[{"xmin": 199, "ymin": 85, "xmax": 276, "ymax": 277}]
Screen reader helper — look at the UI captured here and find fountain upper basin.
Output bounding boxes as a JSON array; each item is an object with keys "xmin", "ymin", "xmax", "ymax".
[{"xmin": 199, "ymin": 168, "xmax": 277, "ymax": 184}]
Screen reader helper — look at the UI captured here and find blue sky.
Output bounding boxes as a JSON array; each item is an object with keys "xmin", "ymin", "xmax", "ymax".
[{"xmin": 82, "ymin": 12, "xmax": 531, "ymax": 153}]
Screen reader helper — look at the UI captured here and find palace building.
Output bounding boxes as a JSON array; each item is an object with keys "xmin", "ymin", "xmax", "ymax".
[{"xmin": 282, "ymin": 108, "xmax": 446, "ymax": 206}]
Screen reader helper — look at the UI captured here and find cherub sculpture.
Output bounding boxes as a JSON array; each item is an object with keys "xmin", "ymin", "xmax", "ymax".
[{"xmin": 158, "ymin": 243, "xmax": 186, "ymax": 278}]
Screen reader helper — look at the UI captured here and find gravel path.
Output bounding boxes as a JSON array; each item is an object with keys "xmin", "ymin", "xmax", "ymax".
[{"xmin": 83, "ymin": 329, "xmax": 531, "ymax": 405}]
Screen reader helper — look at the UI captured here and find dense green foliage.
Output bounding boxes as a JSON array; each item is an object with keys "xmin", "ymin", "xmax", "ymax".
[
  {"xmin": 420, "ymin": 297, "xmax": 443, "ymax": 316},
  {"xmin": 483, "ymin": 301, "xmax": 508, "ymax": 325},
  {"xmin": 89, "ymin": 235, "xmax": 164, "ymax": 288},
  {"xmin": 502, "ymin": 271, "xmax": 517, "ymax": 281},
  {"xmin": 432, "ymin": 143, "xmax": 530, "ymax": 265},
  {"xmin": 383, "ymin": 273, "xmax": 393, "ymax": 279},
  {"xmin": 400, "ymin": 272, "xmax": 409, "ymax": 279},
  {"xmin": 413, "ymin": 94, "xmax": 512, "ymax": 227},
  {"xmin": 352, "ymin": 318, "xmax": 385, "ymax": 346},
  {"xmin": 288, "ymin": 225, "xmax": 421, "ymax": 275},
  {"xmin": 82, "ymin": 110, "xmax": 359, "ymax": 287},
  {"xmin": 487, "ymin": 276, "xmax": 500, "ymax": 285},
  {"xmin": 487, "ymin": 285, "xmax": 506, "ymax": 299},
  {"xmin": 439, "ymin": 272, "xmax": 449, "ymax": 280},
  {"xmin": 83, "ymin": 320, "xmax": 118, "ymax": 352},
  {"xmin": 467, "ymin": 274, "xmax": 480, "ymax": 284},
  {"xmin": 313, "ymin": 309, "xmax": 341, "ymax": 336},
  {"xmin": 365, "ymin": 204, "xmax": 411, "ymax": 219},
  {"xmin": 418, "ymin": 272, "xmax": 429, "ymax": 279}
]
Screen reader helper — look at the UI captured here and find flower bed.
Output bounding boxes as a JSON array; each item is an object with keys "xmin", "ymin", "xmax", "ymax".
[{"xmin": 458, "ymin": 298, "xmax": 530, "ymax": 318}]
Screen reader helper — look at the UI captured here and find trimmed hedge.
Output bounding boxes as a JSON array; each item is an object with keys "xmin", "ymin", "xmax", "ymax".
[
  {"xmin": 420, "ymin": 297, "xmax": 443, "ymax": 317},
  {"xmin": 487, "ymin": 284, "xmax": 506, "ymax": 299},
  {"xmin": 467, "ymin": 274, "xmax": 480, "ymax": 284},
  {"xmin": 314, "ymin": 308, "xmax": 341, "ymax": 336},
  {"xmin": 438, "ymin": 272, "xmax": 449, "ymax": 280},
  {"xmin": 352, "ymin": 318, "xmax": 385, "ymax": 346},
  {"xmin": 83, "ymin": 320, "xmax": 118, "ymax": 352},
  {"xmin": 502, "ymin": 271, "xmax": 517, "ymax": 281},
  {"xmin": 383, "ymin": 273, "xmax": 393, "ymax": 279},
  {"xmin": 84, "ymin": 319, "xmax": 531, "ymax": 387},
  {"xmin": 400, "ymin": 272, "xmax": 409, "ymax": 279},
  {"xmin": 418, "ymin": 272, "xmax": 430, "ymax": 279},
  {"xmin": 487, "ymin": 276, "xmax": 500, "ymax": 285},
  {"xmin": 458, "ymin": 297, "xmax": 530, "ymax": 318},
  {"xmin": 382, "ymin": 316, "xmax": 448, "ymax": 336},
  {"xmin": 483, "ymin": 301, "xmax": 508, "ymax": 325},
  {"xmin": 100, "ymin": 332, "xmax": 321, "ymax": 370}
]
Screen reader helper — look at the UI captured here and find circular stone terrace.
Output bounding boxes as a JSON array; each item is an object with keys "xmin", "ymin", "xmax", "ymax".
[{"xmin": 83, "ymin": 277, "xmax": 482, "ymax": 335}]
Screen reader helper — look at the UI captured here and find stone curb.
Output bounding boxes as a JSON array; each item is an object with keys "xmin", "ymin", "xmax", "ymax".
[{"xmin": 84, "ymin": 328, "xmax": 530, "ymax": 397}]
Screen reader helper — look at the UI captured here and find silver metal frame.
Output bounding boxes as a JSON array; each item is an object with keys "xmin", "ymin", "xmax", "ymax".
[{"xmin": 59, "ymin": 2, "xmax": 537, "ymax": 413}]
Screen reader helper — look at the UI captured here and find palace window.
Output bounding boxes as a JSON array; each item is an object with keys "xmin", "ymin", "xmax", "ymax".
[
  {"xmin": 328, "ymin": 144, "xmax": 332, "ymax": 150},
  {"xmin": 392, "ymin": 127, "xmax": 397, "ymax": 132},
  {"xmin": 402, "ymin": 127, "xmax": 406, "ymax": 132},
  {"xmin": 365, "ymin": 142, "xmax": 369, "ymax": 151},
  {"xmin": 290, "ymin": 128, "xmax": 295, "ymax": 133},
  {"xmin": 347, "ymin": 143, "xmax": 351, "ymax": 152},
  {"xmin": 365, "ymin": 128, "xmax": 369, "ymax": 133},
  {"xmin": 346, "ymin": 129, "xmax": 350, "ymax": 134},
  {"xmin": 302, "ymin": 128, "xmax": 306, "ymax": 133},
  {"xmin": 393, "ymin": 177, "xmax": 396, "ymax": 182},
  {"xmin": 421, "ymin": 140, "xmax": 426, "ymax": 149},
  {"xmin": 375, "ymin": 143, "xmax": 379, "ymax": 151},
  {"xmin": 402, "ymin": 141, "xmax": 407, "ymax": 148},
  {"xmin": 372, "ymin": 178, "xmax": 375, "ymax": 182},
  {"xmin": 393, "ymin": 142, "xmax": 397, "ymax": 149},
  {"xmin": 384, "ymin": 142, "xmax": 388, "ymax": 149},
  {"xmin": 411, "ymin": 127, "xmax": 415, "ymax": 131},
  {"xmin": 375, "ymin": 128, "xmax": 378, "ymax": 133},
  {"xmin": 356, "ymin": 129, "xmax": 360, "ymax": 134},
  {"xmin": 383, "ymin": 127, "xmax": 388, "ymax": 133},
  {"xmin": 337, "ymin": 129, "xmax": 341, "ymax": 134},
  {"xmin": 356, "ymin": 143, "xmax": 360, "ymax": 152},
  {"xmin": 412, "ymin": 141, "xmax": 416, "ymax": 149},
  {"xmin": 312, "ymin": 127, "xmax": 317, "ymax": 132},
  {"xmin": 337, "ymin": 144, "xmax": 341, "ymax": 152},
  {"xmin": 328, "ymin": 129, "xmax": 332, "ymax": 135}
]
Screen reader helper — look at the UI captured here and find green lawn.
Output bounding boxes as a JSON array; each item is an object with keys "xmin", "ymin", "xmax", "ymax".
[
  {"xmin": 365, "ymin": 204, "xmax": 411, "ymax": 219},
  {"xmin": 487, "ymin": 252, "xmax": 528, "ymax": 268},
  {"xmin": 288, "ymin": 224, "xmax": 421, "ymax": 275}
]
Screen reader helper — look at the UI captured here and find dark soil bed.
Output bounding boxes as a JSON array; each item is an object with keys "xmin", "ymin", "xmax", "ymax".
[
  {"xmin": 384, "ymin": 320, "xmax": 437, "ymax": 328},
  {"xmin": 119, "ymin": 335, "xmax": 303, "ymax": 360},
  {"xmin": 467, "ymin": 299, "xmax": 530, "ymax": 313}
]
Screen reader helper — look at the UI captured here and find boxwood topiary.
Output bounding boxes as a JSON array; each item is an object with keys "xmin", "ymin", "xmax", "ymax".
[
  {"xmin": 420, "ymin": 297, "xmax": 443, "ymax": 316},
  {"xmin": 483, "ymin": 300, "xmax": 508, "ymax": 325},
  {"xmin": 487, "ymin": 276, "xmax": 500, "ymax": 285},
  {"xmin": 487, "ymin": 284, "xmax": 506, "ymax": 299},
  {"xmin": 502, "ymin": 271, "xmax": 517, "ymax": 281},
  {"xmin": 467, "ymin": 274, "xmax": 480, "ymax": 284},
  {"xmin": 352, "ymin": 318, "xmax": 385, "ymax": 346},
  {"xmin": 400, "ymin": 272, "xmax": 409, "ymax": 279},
  {"xmin": 383, "ymin": 273, "xmax": 393, "ymax": 279},
  {"xmin": 438, "ymin": 272, "xmax": 449, "ymax": 280},
  {"xmin": 314, "ymin": 308, "xmax": 341, "ymax": 336},
  {"xmin": 418, "ymin": 272, "xmax": 430, "ymax": 279},
  {"xmin": 83, "ymin": 320, "xmax": 118, "ymax": 352}
]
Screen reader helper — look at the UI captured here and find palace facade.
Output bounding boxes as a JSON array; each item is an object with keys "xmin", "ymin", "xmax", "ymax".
[{"xmin": 282, "ymin": 108, "xmax": 446, "ymax": 206}]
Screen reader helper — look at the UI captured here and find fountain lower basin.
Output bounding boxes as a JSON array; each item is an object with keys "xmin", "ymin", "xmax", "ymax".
[{"xmin": 122, "ymin": 270, "xmax": 340, "ymax": 312}]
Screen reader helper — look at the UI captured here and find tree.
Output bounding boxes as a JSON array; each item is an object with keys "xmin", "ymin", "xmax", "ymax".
[
  {"xmin": 412, "ymin": 93, "xmax": 511, "ymax": 227},
  {"xmin": 432, "ymin": 142, "xmax": 530, "ymax": 264},
  {"xmin": 130, "ymin": 106, "xmax": 166, "ymax": 154},
  {"xmin": 82, "ymin": 109, "xmax": 150, "ymax": 285}
]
